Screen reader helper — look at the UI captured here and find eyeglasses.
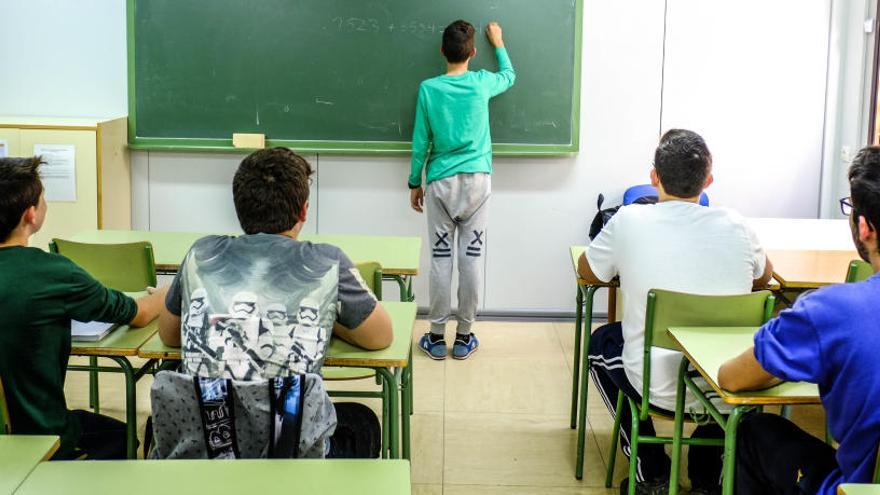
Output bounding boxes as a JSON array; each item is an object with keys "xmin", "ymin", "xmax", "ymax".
[{"xmin": 840, "ymin": 197, "xmax": 853, "ymax": 216}]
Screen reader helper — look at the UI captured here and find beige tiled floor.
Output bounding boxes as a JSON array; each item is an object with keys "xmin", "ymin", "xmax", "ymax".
[{"xmin": 63, "ymin": 319, "xmax": 827, "ymax": 494}]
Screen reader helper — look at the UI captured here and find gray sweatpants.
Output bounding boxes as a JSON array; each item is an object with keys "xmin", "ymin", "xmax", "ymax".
[{"xmin": 425, "ymin": 173, "xmax": 491, "ymax": 336}]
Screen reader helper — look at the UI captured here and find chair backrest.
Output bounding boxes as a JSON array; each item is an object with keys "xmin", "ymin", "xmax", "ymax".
[
  {"xmin": 50, "ymin": 239, "xmax": 157, "ymax": 292},
  {"xmin": 0, "ymin": 376, "xmax": 11, "ymax": 434},
  {"xmin": 623, "ymin": 184, "xmax": 709, "ymax": 207},
  {"xmin": 845, "ymin": 260, "xmax": 873, "ymax": 283},
  {"xmin": 874, "ymin": 441, "xmax": 880, "ymax": 483},
  {"xmin": 639, "ymin": 289, "xmax": 775, "ymax": 420},
  {"xmin": 355, "ymin": 261, "xmax": 383, "ymax": 301}
]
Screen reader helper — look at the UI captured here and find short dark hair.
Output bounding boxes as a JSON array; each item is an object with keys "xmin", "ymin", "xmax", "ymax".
[
  {"xmin": 0, "ymin": 157, "xmax": 44, "ymax": 242},
  {"xmin": 442, "ymin": 20, "xmax": 475, "ymax": 63},
  {"xmin": 848, "ymin": 146, "xmax": 880, "ymax": 232},
  {"xmin": 653, "ymin": 129, "xmax": 712, "ymax": 198},
  {"xmin": 232, "ymin": 148, "xmax": 313, "ymax": 235}
]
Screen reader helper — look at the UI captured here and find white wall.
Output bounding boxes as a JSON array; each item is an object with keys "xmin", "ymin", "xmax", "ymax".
[
  {"xmin": 0, "ymin": 0, "xmax": 127, "ymax": 118},
  {"xmin": 3, "ymin": 0, "xmax": 850, "ymax": 315}
]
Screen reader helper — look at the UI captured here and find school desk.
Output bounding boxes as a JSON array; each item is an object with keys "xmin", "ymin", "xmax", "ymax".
[
  {"xmin": 568, "ymin": 246, "xmax": 619, "ymax": 479},
  {"xmin": 767, "ymin": 249, "xmax": 860, "ymax": 289},
  {"xmin": 0, "ymin": 435, "xmax": 58, "ymax": 495},
  {"xmin": 839, "ymin": 485, "xmax": 880, "ymax": 495},
  {"xmin": 14, "ymin": 459, "xmax": 411, "ymax": 495},
  {"xmin": 69, "ymin": 230, "xmax": 422, "ymax": 301},
  {"xmin": 138, "ymin": 301, "xmax": 417, "ymax": 460},
  {"xmin": 68, "ymin": 292, "xmax": 161, "ymax": 459},
  {"xmin": 746, "ymin": 218, "xmax": 859, "ymax": 290},
  {"xmin": 667, "ymin": 326, "xmax": 820, "ymax": 495}
]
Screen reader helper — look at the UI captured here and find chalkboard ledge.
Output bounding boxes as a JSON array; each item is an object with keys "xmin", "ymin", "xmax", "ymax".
[{"xmin": 127, "ymin": 138, "xmax": 578, "ymax": 156}]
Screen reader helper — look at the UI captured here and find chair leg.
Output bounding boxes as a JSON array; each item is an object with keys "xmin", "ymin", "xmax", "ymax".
[
  {"xmin": 605, "ymin": 390, "xmax": 624, "ymax": 488},
  {"xmin": 627, "ymin": 398, "xmax": 640, "ymax": 495},
  {"xmin": 669, "ymin": 358, "xmax": 689, "ymax": 495}
]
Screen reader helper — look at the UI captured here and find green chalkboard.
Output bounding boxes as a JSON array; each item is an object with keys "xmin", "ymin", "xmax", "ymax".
[{"xmin": 127, "ymin": 0, "xmax": 582, "ymax": 155}]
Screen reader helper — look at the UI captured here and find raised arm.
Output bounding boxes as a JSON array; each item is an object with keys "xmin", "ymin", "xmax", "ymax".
[{"xmin": 484, "ymin": 22, "xmax": 516, "ymax": 97}]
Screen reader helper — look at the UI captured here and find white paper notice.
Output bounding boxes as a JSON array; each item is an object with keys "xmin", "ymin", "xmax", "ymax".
[
  {"xmin": 34, "ymin": 144, "xmax": 76, "ymax": 201},
  {"xmin": 0, "ymin": 139, "xmax": 7, "ymax": 158}
]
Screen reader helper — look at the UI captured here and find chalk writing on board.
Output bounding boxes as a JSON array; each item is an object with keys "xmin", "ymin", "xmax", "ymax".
[{"xmin": 329, "ymin": 17, "xmax": 456, "ymax": 36}]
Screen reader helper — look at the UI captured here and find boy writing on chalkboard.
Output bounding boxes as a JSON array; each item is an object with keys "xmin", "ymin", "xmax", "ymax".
[{"xmin": 409, "ymin": 20, "xmax": 515, "ymax": 360}]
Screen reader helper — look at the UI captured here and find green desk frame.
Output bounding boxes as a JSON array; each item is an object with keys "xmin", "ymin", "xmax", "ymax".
[
  {"xmin": 667, "ymin": 326, "xmax": 820, "ymax": 495},
  {"xmin": 68, "ymin": 293, "xmax": 160, "ymax": 459}
]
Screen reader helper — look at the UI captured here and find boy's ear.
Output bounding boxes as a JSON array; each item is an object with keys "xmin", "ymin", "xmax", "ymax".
[
  {"xmin": 298, "ymin": 201, "xmax": 309, "ymax": 223},
  {"xmin": 650, "ymin": 168, "xmax": 660, "ymax": 187},
  {"xmin": 21, "ymin": 205, "xmax": 37, "ymax": 227},
  {"xmin": 703, "ymin": 173, "xmax": 714, "ymax": 190},
  {"xmin": 859, "ymin": 215, "xmax": 877, "ymax": 242}
]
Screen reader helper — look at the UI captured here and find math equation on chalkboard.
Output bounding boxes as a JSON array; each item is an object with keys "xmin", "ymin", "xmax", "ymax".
[{"xmin": 329, "ymin": 17, "xmax": 486, "ymax": 36}]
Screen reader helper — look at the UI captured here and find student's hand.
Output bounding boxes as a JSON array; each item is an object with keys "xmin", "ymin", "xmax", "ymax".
[
  {"xmin": 410, "ymin": 187, "xmax": 424, "ymax": 213},
  {"xmin": 486, "ymin": 22, "xmax": 504, "ymax": 48}
]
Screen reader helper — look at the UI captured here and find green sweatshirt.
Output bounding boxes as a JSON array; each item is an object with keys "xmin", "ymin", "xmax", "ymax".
[
  {"xmin": 409, "ymin": 47, "xmax": 515, "ymax": 188},
  {"xmin": 0, "ymin": 246, "xmax": 137, "ymax": 458}
]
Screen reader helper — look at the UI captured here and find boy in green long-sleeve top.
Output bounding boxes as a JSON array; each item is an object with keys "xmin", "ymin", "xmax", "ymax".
[{"xmin": 408, "ymin": 20, "xmax": 515, "ymax": 360}]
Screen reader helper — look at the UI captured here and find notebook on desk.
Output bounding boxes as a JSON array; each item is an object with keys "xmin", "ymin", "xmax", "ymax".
[{"xmin": 71, "ymin": 320, "xmax": 118, "ymax": 342}]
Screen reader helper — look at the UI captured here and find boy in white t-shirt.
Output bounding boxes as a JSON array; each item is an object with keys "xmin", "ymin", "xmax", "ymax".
[{"xmin": 578, "ymin": 129, "xmax": 773, "ymax": 495}]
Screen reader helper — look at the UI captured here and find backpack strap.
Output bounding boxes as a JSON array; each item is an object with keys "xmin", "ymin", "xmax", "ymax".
[
  {"xmin": 193, "ymin": 377, "xmax": 241, "ymax": 459},
  {"xmin": 268, "ymin": 375, "xmax": 306, "ymax": 458}
]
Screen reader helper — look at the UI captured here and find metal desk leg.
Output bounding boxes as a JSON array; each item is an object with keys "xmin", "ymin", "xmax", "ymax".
[
  {"xmin": 401, "ymin": 353, "xmax": 413, "ymax": 460},
  {"xmin": 570, "ymin": 286, "xmax": 584, "ymax": 429},
  {"xmin": 377, "ymin": 367, "xmax": 399, "ymax": 459},
  {"xmin": 89, "ymin": 356, "xmax": 100, "ymax": 413},
  {"xmin": 722, "ymin": 406, "xmax": 748, "ymax": 495},
  {"xmin": 107, "ymin": 356, "xmax": 138, "ymax": 459},
  {"xmin": 575, "ymin": 286, "xmax": 597, "ymax": 480},
  {"xmin": 386, "ymin": 275, "xmax": 414, "ymax": 302}
]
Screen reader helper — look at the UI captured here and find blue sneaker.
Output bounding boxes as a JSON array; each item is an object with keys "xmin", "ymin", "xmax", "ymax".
[
  {"xmin": 418, "ymin": 333, "xmax": 447, "ymax": 360},
  {"xmin": 452, "ymin": 333, "xmax": 479, "ymax": 360}
]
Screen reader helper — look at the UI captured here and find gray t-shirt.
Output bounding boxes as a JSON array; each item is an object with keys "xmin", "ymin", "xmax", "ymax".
[{"xmin": 166, "ymin": 234, "xmax": 377, "ymax": 380}]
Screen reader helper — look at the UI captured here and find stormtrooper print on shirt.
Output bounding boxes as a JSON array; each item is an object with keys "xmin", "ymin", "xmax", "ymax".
[{"xmin": 166, "ymin": 234, "xmax": 378, "ymax": 380}]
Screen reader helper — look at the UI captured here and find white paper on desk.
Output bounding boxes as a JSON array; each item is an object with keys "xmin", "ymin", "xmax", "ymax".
[
  {"xmin": 34, "ymin": 144, "xmax": 76, "ymax": 201},
  {"xmin": 0, "ymin": 139, "xmax": 7, "ymax": 158},
  {"xmin": 71, "ymin": 320, "xmax": 118, "ymax": 341}
]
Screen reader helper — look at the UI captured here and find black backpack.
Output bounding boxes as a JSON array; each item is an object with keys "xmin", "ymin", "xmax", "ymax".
[{"xmin": 588, "ymin": 193, "xmax": 658, "ymax": 240}]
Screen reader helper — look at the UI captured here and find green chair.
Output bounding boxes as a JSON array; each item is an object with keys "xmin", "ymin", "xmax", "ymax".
[
  {"xmin": 49, "ymin": 239, "xmax": 157, "ymax": 291},
  {"xmin": 846, "ymin": 260, "xmax": 873, "ymax": 283},
  {"xmin": 604, "ymin": 289, "xmax": 774, "ymax": 495},
  {"xmin": 323, "ymin": 262, "xmax": 401, "ymax": 458},
  {"xmin": 0, "ymin": 376, "xmax": 11, "ymax": 434},
  {"xmin": 49, "ymin": 238, "xmax": 158, "ymax": 413}
]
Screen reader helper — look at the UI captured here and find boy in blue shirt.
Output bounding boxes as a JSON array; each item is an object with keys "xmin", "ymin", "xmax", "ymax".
[
  {"xmin": 719, "ymin": 146, "xmax": 880, "ymax": 495},
  {"xmin": 409, "ymin": 20, "xmax": 515, "ymax": 360}
]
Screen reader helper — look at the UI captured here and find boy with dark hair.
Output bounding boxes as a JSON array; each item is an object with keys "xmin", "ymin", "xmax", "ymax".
[
  {"xmin": 158, "ymin": 147, "xmax": 392, "ymax": 457},
  {"xmin": 0, "ymin": 156, "xmax": 167, "ymax": 460},
  {"xmin": 719, "ymin": 146, "xmax": 880, "ymax": 495},
  {"xmin": 410, "ymin": 19, "xmax": 515, "ymax": 360},
  {"xmin": 578, "ymin": 130, "xmax": 773, "ymax": 494}
]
